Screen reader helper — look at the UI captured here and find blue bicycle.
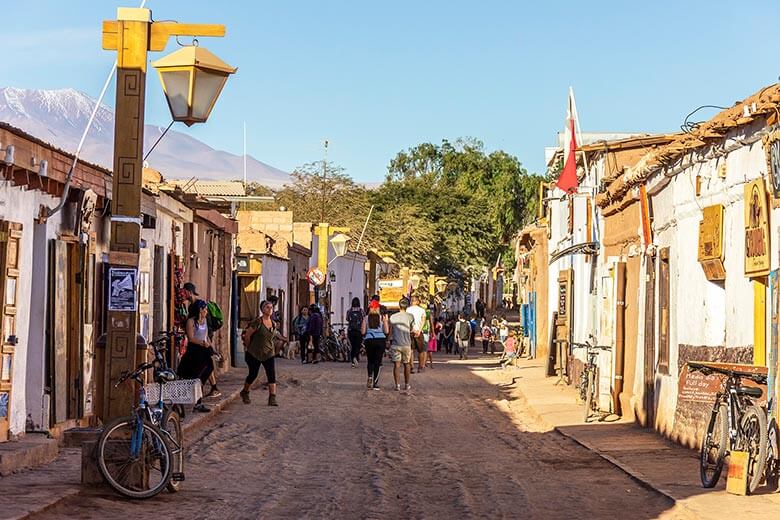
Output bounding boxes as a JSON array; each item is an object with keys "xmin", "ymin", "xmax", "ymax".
[{"xmin": 96, "ymin": 332, "xmax": 186, "ymax": 499}]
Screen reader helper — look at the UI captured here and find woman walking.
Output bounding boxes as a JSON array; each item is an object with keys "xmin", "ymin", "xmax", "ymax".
[
  {"xmin": 179, "ymin": 300, "xmax": 213, "ymax": 413},
  {"xmin": 240, "ymin": 300, "xmax": 288, "ymax": 406},
  {"xmin": 346, "ymin": 297, "xmax": 365, "ymax": 367},
  {"xmin": 427, "ymin": 316, "xmax": 441, "ymax": 368},
  {"xmin": 292, "ymin": 305, "xmax": 310, "ymax": 364},
  {"xmin": 362, "ymin": 299, "xmax": 389, "ymax": 390}
]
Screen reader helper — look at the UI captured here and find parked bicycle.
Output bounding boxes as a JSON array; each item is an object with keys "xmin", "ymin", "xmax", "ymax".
[
  {"xmin": 688, "ymin": 361, "xmax": 768, "ymax": 494},
  {"xmin": 96, "ymin": 331, "xmax": 194, "ymax": 499},
  {"xmin": 572, "ymin": 338, "xmax": 612, "ymax": 423}
]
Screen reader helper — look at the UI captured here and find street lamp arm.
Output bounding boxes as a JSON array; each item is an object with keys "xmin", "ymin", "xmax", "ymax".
[{"xmin": 102, "ymin": 20, "xmax": 227, "ymax": 51}]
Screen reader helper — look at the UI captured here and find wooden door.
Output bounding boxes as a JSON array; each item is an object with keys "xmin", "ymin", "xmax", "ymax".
[
  {"xmin": 0, "ymin": 221, "xmax": 22, "ymax": 441},
  {"xmin": 50, "ymin": 240, "xmax": 69, "ymax": 424},
  {"xmin": 643, "ymin": 255, "xmax": 656, "ymax": 427},
  {"xmin": 658, "ymin": 248, "xmax": 671, "ymax": 375}
]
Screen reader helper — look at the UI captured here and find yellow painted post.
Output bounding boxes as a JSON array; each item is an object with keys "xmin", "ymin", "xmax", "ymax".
[
  {"xmin": 755, "ymin": 278, "xmax": 767, "ymax": 366},
  {"xmin": 317, "ymin": 223, "xmax": 330, "ymax": 277}
]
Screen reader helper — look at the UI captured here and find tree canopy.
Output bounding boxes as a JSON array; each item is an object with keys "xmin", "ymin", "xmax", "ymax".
[{"xmin": 251, "ymin": 139, "xmax": 545, "ymax": 280}]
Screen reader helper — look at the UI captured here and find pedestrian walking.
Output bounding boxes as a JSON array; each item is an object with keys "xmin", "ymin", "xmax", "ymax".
[
  {"xmin": 362, "ymin": 299, "xmax": 389, "ymax": 390},
  {"xmin": 475, "ymin": 298, "xmax": 485, "ymax": 319},
  {"xmin": 499, "ymin": 331, "xmax": 519, "ymax": 369},
  {"xmin": 427, "ymin": 315, "xmax": 441, "ymax": 368},
  {"xmin": 499, "ymin": 316, "xmax": 509, "ymax": 346},
  {"xmin": 307, "ymin": 304, "xmax": 323, "ymax": 363},
  {"xmin": 443, "ymin": 315, "xmax": 454, "ymax": 354},
  {"xmin": 468, "ymin": 314, "xmax": 478, "ymax": 353},
  {"xmin": 388, "ymin": 297, "xmax": 414, "ymax": 391},
  {"xmin": 407, "ymin": 295, "xmax": 428, "ymax": 373},
  {"xmin": 240, "ymin": 300, "xmax": 288, "ymax": 406},
  {"xmin": 346, "ymin": 297, "xmax": 365, "ymax": 367},
  {"xmin": 482, "ymin": 323, "xmax": 493, "ymax": 355},
  {"xmin": 178, "ymin": 300, "xmax": 214, "ymax": 413},
  {"xmin": 292, "ymin": 305, "xmax": 310, "ymax": 364},
  {"xmin": 455, "ymin": 313, "xmax": 471, "ymax": 360}
]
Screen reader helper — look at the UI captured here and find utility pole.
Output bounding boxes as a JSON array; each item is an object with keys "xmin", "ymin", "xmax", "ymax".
[{"xmin": 321, "ymin": 139, "xmax": 329, "ymax": 224}]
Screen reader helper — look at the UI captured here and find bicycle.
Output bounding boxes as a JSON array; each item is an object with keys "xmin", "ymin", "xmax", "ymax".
[
  {"xmin": 572, "ymin": 338, "xmax": 612, "ymax": 423},
  {"xmin": 688, "ymin": 361, "xmax": 768, "ymax": 494},
  {"xmin": 96, "ymin": 331, "xmax": 193, "ymax": 499}
]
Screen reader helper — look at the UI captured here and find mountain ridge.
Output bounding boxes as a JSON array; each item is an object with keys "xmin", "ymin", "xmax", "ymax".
[{"xmin": 0, "ymin": 87, "xmax": 290, "ymax": 187}]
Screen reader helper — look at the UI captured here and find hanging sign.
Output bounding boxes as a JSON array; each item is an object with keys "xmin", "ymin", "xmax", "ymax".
[
  {"xmin": 108, "ymin": 267, "xmax": 138, "ymax": 312},
  {"xmin": 764, "ymin": 130, "xmax": 780, "ymax": 200},
  {"xmin": 698, "ymin": 204, "xmax": 726, "ymax": 281},
  {"xmin": 744, "ymin": 179, "xmax": 770, "ymax": 277},
  {"xmin": 306, "ymin": 267, "xmax": 326, "ymax": 287}
]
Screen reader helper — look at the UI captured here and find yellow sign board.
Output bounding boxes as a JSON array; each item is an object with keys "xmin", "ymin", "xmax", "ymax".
[
  {"xmin": 726, "ymin": 450, "xmax": 749, "ymax": 495},
  {"xmin": 745, "ymin": 179, "xmax": 770, "ymax": 277},
  {"xmin": 698, "ymin": 204, "xmax": 725, "ymax": 281}
]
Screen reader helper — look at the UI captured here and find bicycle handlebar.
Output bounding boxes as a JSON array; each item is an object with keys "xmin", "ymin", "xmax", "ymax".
[
  {"xmin": 687, "ymin": 361, "xmax": 767, "ymax": 384},
  {"xmin": 571, "ymin": 342, "xmax": 612, "ymax": 351},
  {"xmin": 114, "ymin": 361, "xmax": 155, "ymax": 387}
]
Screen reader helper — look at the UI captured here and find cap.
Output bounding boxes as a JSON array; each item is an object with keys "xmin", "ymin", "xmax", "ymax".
[
  {"xmin": 369, "ymin": 300, "xmax": 381, "ymax": 309},
  {"xmin": 183, "ymin": 282, "xmax": 199, "ymax": 296}
]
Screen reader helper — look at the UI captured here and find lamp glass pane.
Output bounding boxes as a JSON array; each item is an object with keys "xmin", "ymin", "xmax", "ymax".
[
  {"xmin": 192, "ymin": 69, "xmax": 227, "ymax": 120},
  {"xmin": 160, "ymin": 70, "xmax": 192, "ymax": 119}
]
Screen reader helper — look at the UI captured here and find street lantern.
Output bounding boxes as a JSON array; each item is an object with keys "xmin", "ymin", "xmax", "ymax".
[
  {"xmin": 435, "ymin": 279, "xmax": 448, "ymax": 293},
  {"xmin": 330, "ymin": 233, "xmax": 350, "ymax": 257},
  {"xmin": 152, "ymin": 45, "xmax": 237, "ymax": 127},
  {"xmin": 410, "ymin": 274, "xmax": 422, "ymax": 290}
]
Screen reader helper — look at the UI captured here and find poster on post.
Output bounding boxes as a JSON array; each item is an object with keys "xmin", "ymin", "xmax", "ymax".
[{"xmin": 108, "ymin": 267, "xmax": 138, "ymax": 312}]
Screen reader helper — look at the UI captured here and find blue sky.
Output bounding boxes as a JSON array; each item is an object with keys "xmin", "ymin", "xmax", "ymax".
[{"xmin": 3, "ymin": 1, "xmax": 779, "ymax": 181}]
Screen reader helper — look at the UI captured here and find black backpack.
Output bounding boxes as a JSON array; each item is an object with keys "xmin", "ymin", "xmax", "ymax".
[
  {"xmin": 457, "ymin": 321, "xmax": 471, "ymax": 340},
  {"xmin": 347, "ymin": 309, "xmax": 363, "ymax": 333}
]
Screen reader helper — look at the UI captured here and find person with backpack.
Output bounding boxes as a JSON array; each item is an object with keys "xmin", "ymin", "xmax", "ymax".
[
  {"xmin": 455, "ymin": 313, "xmax": 471, "ymax": 360},
  {"xmin": 307, "ymin": 305, "xmax": 324, "ymax": 363},
  {"xmin": 362, "ymin": 299, "xmax": 389, "ymax": 390},
  {"xmin": 345, "ymin": 297, "xmax": 365, "ymax": 367},
  {"xmin": 240, "ymin": 300, "xmax": 288, "ymax": 406},
  {"xmin": 292, "ymin": 305, "xmax": 310, "ymax": 364}
]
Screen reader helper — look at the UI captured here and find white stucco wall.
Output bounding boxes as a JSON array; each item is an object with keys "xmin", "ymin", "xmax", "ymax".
[
  {"xmin": 647, "ymin": 121, "xmax": 771, "ymax": 432},
  {"xmin": 260, "ymin": 255, "xmax": 289, "ymax": 328},
  {"xmin": 0, "ymin": 182, "xmax": 65, "ymax": 436},
  {"xmin": 329, "ymin": 253, "xmax": 367, "ymax": 327}
]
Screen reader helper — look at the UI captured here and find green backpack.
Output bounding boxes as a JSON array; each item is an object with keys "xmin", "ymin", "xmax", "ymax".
[{"xmin": 206, "ymin": 301, "xmax": 224, "ymax": 331}]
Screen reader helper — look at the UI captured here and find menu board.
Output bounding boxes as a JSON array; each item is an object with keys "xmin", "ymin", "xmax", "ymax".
[{"xmin": 678, "ymin": 362, "xmax": 767, "ymax": 404}]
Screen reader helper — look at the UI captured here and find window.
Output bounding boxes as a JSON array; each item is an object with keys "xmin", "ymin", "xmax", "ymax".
[{"xmin": 658, "ymin": 248, "xmax": 670, "ymax": 374}]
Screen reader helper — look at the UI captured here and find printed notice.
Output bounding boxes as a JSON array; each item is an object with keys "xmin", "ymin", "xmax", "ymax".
[{"xmin": 108, "ymin": 267, "xmax": 138, "ymax": 312}]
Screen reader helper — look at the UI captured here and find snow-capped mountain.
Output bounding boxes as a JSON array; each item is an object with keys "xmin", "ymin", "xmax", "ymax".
[{"xmin": 0, "ymin": 87, "xmax": 290, "ymax": 187}]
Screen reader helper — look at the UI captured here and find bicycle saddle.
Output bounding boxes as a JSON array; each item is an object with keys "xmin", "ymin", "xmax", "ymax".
[{"xmin": 736, "ymin": 386, "xmax": 763, "ymax": 398}]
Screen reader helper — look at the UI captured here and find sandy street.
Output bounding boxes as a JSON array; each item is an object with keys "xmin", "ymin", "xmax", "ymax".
[{"xmin": 37, "ymin": 355, "xmax": 680, "ymax": 520}]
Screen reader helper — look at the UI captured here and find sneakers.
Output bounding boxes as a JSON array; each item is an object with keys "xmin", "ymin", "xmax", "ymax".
[
  {"xmin": 268, "ymin": 394, "xmax": 278, "ymax": 407},
  {"xmin": 240, "ymin": 390, "xmax": 251, "ymax": 404},
  {"xmin": 404, "ymin": 384, "xmax": 411, "ymax": 391},
  {"xmin": 395, "ymin": 384, "xmax": 401, "ymax": 391},
  {"xmin": 367, "ymin": 377, "xmax": 373, "ymax": 389},
  {"xmin": 204, "ymin": 386, "xmax": 222, "ymax": 398},
  {"xmin": 372, "ymin": 385, "xmax": 381, "ymax": 391},
  {"xmin": 352, "ymin": 361, "xmax": 357, "ymax": 368}
]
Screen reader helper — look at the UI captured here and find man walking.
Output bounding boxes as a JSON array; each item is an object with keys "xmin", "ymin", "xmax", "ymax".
[
  {"xmin": 388, "ymin": 297, "xmax": 414, "ymax": 391},
  {"xmin": 407, "ymin": 295, "xmax": 428, "ymax": 373},
  {"xmin": 455, "ymin": 313, "xmax": 471, "ymax": 360}
]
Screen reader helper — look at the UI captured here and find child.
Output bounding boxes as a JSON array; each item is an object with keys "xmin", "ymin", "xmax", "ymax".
[{"xmin": 499, "ymin": 331, "xmax": 519, "ymax": 369}]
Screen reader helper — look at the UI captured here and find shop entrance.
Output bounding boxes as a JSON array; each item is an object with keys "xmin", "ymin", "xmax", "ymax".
[{"xmin": 0, "ymin": 221, "xmax": 22, "ymax": 441}]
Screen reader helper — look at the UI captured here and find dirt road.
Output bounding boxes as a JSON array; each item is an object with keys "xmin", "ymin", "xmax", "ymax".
[{"xmin": 37, "ymin": 355, "xmax": 684, "ymax": 519}]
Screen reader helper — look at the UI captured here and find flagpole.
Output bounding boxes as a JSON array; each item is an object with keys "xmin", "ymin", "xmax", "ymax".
[{"xmin": 569, "ymin": 87, "xmax": 590, "ymax": 191}]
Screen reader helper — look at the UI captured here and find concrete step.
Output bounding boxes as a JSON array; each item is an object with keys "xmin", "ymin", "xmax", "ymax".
[{"xmin": 0, "ymin": 435, "xmax": 58, "ymax": 476}]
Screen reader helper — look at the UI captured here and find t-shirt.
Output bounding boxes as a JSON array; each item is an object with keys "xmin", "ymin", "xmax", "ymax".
[
  {"xmin": 389, "ymin": 311, "xmax": 414, "ymax": 347},
  {"xmin": 407, "ymin": 305, "xmax": 426, "ymax": 334},
  {"xmin": 504, "ymin": 336, "xmax": 517, "ymax": 353}
]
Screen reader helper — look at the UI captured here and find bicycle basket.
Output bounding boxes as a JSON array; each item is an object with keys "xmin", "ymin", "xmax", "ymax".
[{"xmin": 144, "ymin": 379, "xmax": 203, "ymax": 405}]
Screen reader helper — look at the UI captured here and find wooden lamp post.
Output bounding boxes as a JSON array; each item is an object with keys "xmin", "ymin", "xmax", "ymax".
[{"xmin": 100, "ymin": 7, "xmax": 233, "ymax": 420}]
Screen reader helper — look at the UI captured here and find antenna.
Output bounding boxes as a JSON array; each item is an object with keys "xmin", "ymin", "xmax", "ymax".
[{"xmin": 243, "ymin": 121, "xmax": 247, "ymax": 188}]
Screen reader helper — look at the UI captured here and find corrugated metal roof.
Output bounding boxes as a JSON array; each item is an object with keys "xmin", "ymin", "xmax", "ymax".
[{"xmin": 170, "ymin": 180, "xmax": 246, "ymax": 197}]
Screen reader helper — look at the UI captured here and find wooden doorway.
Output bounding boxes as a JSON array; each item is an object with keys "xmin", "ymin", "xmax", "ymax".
[
  {"xmin": 0, "ymin": 222, "xmax": 22, "ymax": 441},
  {"xmin": 643, "ymin": 255, "xmax": 656, "ymax": 428}
]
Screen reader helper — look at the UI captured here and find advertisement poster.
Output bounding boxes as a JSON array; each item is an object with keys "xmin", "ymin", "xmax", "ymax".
[{"xmin": 108, "ymin": 267, "xmax": 138, "ymax": 312}]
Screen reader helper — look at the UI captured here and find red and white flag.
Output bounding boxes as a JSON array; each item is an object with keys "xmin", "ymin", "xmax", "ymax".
[{"xmin": 556, "ymin": 87, "xmax": 579, "ymax": 194}]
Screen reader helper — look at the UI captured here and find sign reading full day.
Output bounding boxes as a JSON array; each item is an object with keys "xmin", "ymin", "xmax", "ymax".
[
  {"xmin": 108, "ymin": 267, "xmax": 138, "ymax": 312},
  {"xmin": 744, "ymin": 179, "xmax": 770, "ymax": 277}
]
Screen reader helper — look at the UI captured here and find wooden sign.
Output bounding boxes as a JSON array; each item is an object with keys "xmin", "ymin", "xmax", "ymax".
[
  {"xmin": 744, "ymin": 179, "xmax": 770, "ymax": 277},
  {"xmin": 678, "ymin": 362, "xmax": 767, "ymax": 404},
  {"xmin": 698, "ymin": 204, "xmax": 725, "ymax": 281}
]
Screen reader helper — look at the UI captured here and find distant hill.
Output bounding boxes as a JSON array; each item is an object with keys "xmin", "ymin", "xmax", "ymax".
[{"xmin": 0, "ymin": 87, "xmax": 290, "ymax": 187}]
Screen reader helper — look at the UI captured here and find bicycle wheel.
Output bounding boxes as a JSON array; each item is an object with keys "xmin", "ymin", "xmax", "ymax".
[
  {"xmin": 740, "ymin": 404, "xmax": 768, "ymax": 494},
  {"xmin": 583, "ymin": 369, "xmax": 594, "ymax": 423},
  {"xmin": 162, "ymin": 408, "xmax": 184, "ymax": 493},
  {"xmin": 97, "ymin": 416, "xmax": 173, "ymax": 499},
  {"xmin": 700, "ymin": 402, "xmax": 728, "ymax": 488}
]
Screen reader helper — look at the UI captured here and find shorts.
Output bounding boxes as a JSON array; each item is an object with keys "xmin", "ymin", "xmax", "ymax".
[
  {"xmin": 391, "ymin": 345, "xmax": 413, "ymax": 364},
  {"xmin": 413, "ymin": 334, "xmax": 427, "ymax": 353}
]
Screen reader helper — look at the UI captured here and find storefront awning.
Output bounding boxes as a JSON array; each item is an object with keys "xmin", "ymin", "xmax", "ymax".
[{"xmin": 548, "ymin": 241, "xmax": 599, "ymax": 265}]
